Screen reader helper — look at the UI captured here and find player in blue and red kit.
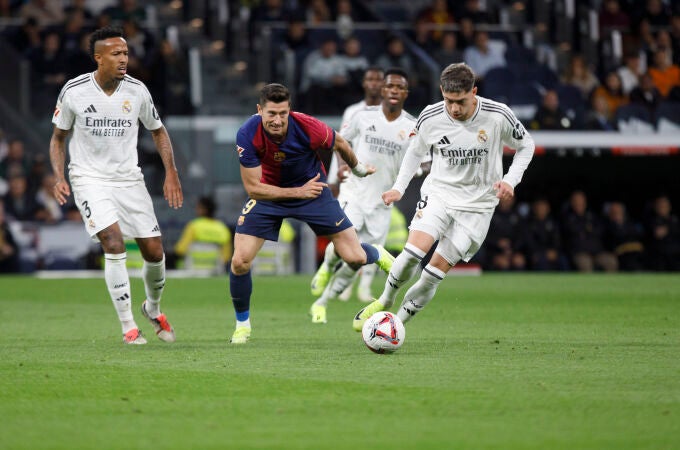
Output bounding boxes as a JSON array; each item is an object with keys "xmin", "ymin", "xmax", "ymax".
[{"xmin": 228, "ymin": 83, "xmax": 394, "ymax": 343}]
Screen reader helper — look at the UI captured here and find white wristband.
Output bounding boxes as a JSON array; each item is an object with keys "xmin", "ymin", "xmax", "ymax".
[{"xmin": 351, "ymin": 162, "xmax": 369, "ymax": 177}]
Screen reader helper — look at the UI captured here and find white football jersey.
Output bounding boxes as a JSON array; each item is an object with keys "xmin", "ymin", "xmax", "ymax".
[
  {"xmin": 393, "ymin": 96, "xmax": 534, "ymax": 212},
  {"xmin": 52, "ymin": 72, "xmax": 163, "ymax": 187},
  {"xmin": 338, "ymin": 107, "xmax": 416, "ymax": 211}
]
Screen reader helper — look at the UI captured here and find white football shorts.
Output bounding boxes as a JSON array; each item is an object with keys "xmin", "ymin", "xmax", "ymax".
[
  {"xmin": 341, "ymin": 200, "xmax": 391, "ymax": 245},
  {"xmin": 72, "ymin": 182, "xmax": 161, "ymax": 240},
  {"xmin": 408, "ymin": 194, "xmax": 493, "ymax": 264}
]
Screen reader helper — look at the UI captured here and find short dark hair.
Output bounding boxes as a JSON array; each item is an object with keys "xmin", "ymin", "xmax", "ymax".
[
  {"xmin": 259, "ymin": 83, "xmax": 291, "ymax": 106},
  {"xmin": 384, "ymin": 67, "xmax": 409, "ymax": 83},
  {"xmin": 440, "ymin": 63, "xmax": 475, "ymax": 93},
  {"xmin": 89, "ymin": 26, "xmax": 124, "ymax": 61},
  {"xmin": 364, "ymin": 66, "xmax": 384, "ymax": 78},
  {"xmin": 198, "ymin": 196, "xmax": 216, "ymax": 218}
]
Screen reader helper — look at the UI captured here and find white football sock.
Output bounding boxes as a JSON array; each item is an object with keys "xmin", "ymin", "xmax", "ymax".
[
  {"xmin": 142, "ymin": 255, "xmax": 166, "ymax": 318},
  {"xmin": 378, "ymin": 243, "xmax": 425, "ymax": 308},
  {"xmin": 313, "ymin": 263, "xmax": 358, "ymax": 307},
  {"xmin": 323, "ymin": 242, "xmax": 341, "ymax": 271},
  {"xmin": 236, "ymin": 318, "xmax": 251, "ymax": 328},
  {"xmin": 358, "ymin": 264, "xmax": 376, "ymax": 292},
  {"xmin": 398, "ymin": 264, "xmax": 447, "ymax": 323},
  {"xmin": 104, "ymin": 252, "xmax": 136, "ymax": 333}
]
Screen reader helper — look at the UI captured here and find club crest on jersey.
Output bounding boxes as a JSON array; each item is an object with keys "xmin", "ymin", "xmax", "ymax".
[
  {"xmin": 122, "ymin": 100, "xmax": 132, "ymax": 113},
  {"xmin": 237, "ymin": 215, "xmax": 245, "ymax": 226},
  {"xmin": 477, "ymin": 129, "xmax": 488, "ymax": 143},
  {"xmin": 273, "ymin": 151, "xmax": 286, "ymax": 162},
  {"xmin": 88, "ymin": 219, "xmax": 96, "ymax": 229},
  {"xmin": 398, "ymin": 130, "xmax": 407, "ymax": 140},
  {"xmin": 237, "ymin": 145, "xmax": 245, "ymax": 157}
]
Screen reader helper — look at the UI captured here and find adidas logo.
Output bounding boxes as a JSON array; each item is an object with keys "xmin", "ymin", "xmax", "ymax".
[
  {"xmin": 367, "ymin": 125, "xmax": 376, "ymax": 132},
  {"xmin": 438, "ymin": 136, "xmax": 451, "ymax": 145},
  {"xmin": 115, "ymin": 293, "xmax": 130, "ymax": 302},
  {"xmin": 84, "ymin": 104, "xmax": 97, "ymax": 113},
  {"xmin": 151, "ymin": 225, "xmax": 160, "ymax": 233}
]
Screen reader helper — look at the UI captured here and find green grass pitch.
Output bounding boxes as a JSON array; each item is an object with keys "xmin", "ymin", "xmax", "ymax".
[{"xmin": 0, "ymin": 273, "xmax": 678, "ymax": 450}]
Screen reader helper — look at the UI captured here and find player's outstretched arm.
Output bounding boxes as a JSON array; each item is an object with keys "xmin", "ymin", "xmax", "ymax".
[
  {"xmin": 49, "ymin": 126, "xmax": 72, "ymax": 206},
  {"xmin": 332, "ymin": 134, "xmax": 375, "ymax": 177},
  {"xmin": 151, "ymin": 126, "xmax": 183, "ymax": 209}
]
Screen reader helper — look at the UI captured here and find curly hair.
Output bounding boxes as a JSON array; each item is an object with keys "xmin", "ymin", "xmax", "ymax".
[{"xmin": 88, "ymin": 26, "xmax": 124, "ymax": 61}]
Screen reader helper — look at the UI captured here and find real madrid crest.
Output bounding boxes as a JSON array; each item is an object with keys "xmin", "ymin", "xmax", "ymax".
[
  {"xmin": 398, "ymin": 130, "xmax": 406, "ymax": 140},
  {"xmin": 122, "ymin": 100, "xmax": 132, "ymax": 113},
  {"xmin": 477, "ymin": 129, "xmax": 488, "ymax": 143}
]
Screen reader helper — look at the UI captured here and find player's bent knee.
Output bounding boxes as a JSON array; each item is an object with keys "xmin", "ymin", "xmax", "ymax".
[{"xmin": 230, "ymin": 257, "xmax": 252, "ymax": 275}]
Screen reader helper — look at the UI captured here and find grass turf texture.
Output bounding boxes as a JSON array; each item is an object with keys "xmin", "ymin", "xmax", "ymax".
[{"xmin": 0, "ymin": 274, "xmax": 678, "ymax": 450}]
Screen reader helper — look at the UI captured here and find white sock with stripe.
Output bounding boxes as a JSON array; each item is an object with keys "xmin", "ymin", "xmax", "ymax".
[
  {"xmin": 397, "ymin": 264, "xmax": 447, "ymax": 323},
  {"xmin": 378, "ymin": 243, "xmax": 425, "ymax": 308},
  {"xmin": 104, "ymin": 252, "xmax": 136, "ymax": 333}
]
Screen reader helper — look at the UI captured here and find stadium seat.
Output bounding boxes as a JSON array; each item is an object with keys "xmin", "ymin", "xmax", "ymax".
[
  {"xmin": 508, "ymin": 82, "xmax": 542, "ymax": 107},
  {"xmin": 615, "ymin": 104, "xmax": 655, "ymax": 134},
  {"xmin": 481, "ymin": 67, "xmax": 515, "ymax": 103},
  {"xmin": 655, "ymin": 101, "xmax": 680, "ymax": 132}
]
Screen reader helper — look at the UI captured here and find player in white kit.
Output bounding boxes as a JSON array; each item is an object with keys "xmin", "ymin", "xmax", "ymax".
[
  {"xmin": 49, "ymin": 27, "xmax": 183, "ymax": 344},
  {"xmin": 308, "ymin": 68, "xmax": 414, "ymax": 324},
  {"xmin": 316, "ymin": 67, "xmax": 384, "ymax": 301},
  {"xmin": 353, "ymin": 63, "xmax": 535, "ymax": 330}
]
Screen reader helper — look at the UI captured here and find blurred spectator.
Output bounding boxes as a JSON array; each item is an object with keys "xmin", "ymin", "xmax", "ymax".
[
  {"xmin": 585, "ymin": 95, "xmax": 617, "ymax": 130},
  {"xmin": 591, "ymin": 71, "xmax": 629, "ymax": 122},
  {"xmin": 617, "ymin": 51, "xmax": 644, "ymax": 95},
  {"xmin": 629, "ymin": 72, "xmax": 662, "ymax": 112},
  {"xmin": 599, "ymin": 0, "xmax": 630, "ymax": 31},
  {"xmin": 644, "ymin": 195, "xmax": 680, "ymax": 271},
  {"xmin": 300, "ymin": 38, "xmax": 349, "ymax": 114},
  {"xmin": 61, "ymin": 9, "xmax": 88, "ymax": 56},
  {"xmin": 483, "ymin": 197, "xmax": 527, "ymax": 271},
  {"xmin": 642, "ymin": 0, "xmax": 671, "ymax": 27},
  {"xmin": 305, "ymin": 0, "xmax": 331, "ymax": 25},
  {"xmin": 64, "ymin": 0, "xmax": 94, "ymax": 21},
  {"xmin": 432, "ymin": 31, "xmax": 463, "ymax": 70},
  {"xmin": 172, "ymin": 196, "xmax": 232, "ymax": 273},
  {"xmin": 250, "ymin": 0, "xmax": 291, "ymax": 23},
  {"xmin": 561, "ymin": 190, "xmax": 618, "ymax": 272},
  {"xmin": 6, "ymin": 17, "xmax": 42, "ymax": 55},
  {"xmin": 416, "ymin": 0, "xmax": 455, "ymax": 44},
  {"xmin": 670, "ymin": 14, "xmax": 680, "ymax": 65},
  {"xmin": 462, "ymin": 30, "xmax": 506, "ymax": 80},
  {"xmin": 647, "ymin": 49, "xmax": 680, "ymax": 98},
  {"xmin": 412, "ymin": 18, "xmax": 436, "ymax": 53},
  {"xmin": 0, "ymin": 0, "xmax": 10, "ymax": 17},
  {"xmin": 27, "ymin": 30, "xmax": 67, "ymax": 104},
  {"xmin": 530, "ymin": 90, "xmax": 573, "ymax": 130},
  {"xmin": 655, "ymin": 30, "xmax": 675, "ymax": 65},
  {"xmin": 456, "ymin": 0, "xmax": 493, "ymax": 23},
  {"xmin": 560, "ymin": 54, "xmax": 600, "ymax": 100},
  {"xmin": 103, "ymin": 0, "xmax": 146, "ymax": 23},
  {"xmin": 0, "ymin": 139, "xmax": 31, "ymax": 179},
  {"xmin": 457, "ymin": 17, "xmax": 475, "ymax": 50},
  {"xmin": 0, "ymin": 128, "xmax": 7, "ymax": 163},
  {"xmin": 148, "ymin": 39, "xmax": 192, "ymax": 115},
  {"xmin": 19, "ymin": 0, "xmax": 64, "ymax": 27},
  {"xmin": 35, "ymin": 173, "xmax": 63, "ymax": 223},
  {"xmin": 122, "ymin": 18, "xmax": 154, "ymax": 77},
  {"xmin": 335, "ymin": 0, "xmax": 355, "ymax": 40},
  {"xmin": 525, "ymin": 197, "xmax": 566, "ymax": 271},
  {"xmin": 603, "ymin": 201, "xmax": 645, "ymax": 271},
  {"xmin": 3, "ymin": 174, "xmax": 42, "ymax": 222},
  {"xmin": 0, "ymin": 199, "xmax": 20, "ymax": 273},
  {"xmin": 376, "ymin": 35, "xmax": 415, "ymax": 80},
  {"xmin": 66, "ymin": 33, "xmax": 94, "ymax": 79},
  {"xmin": 339, "ymin": 36, "xmax": 369, "ymax": 101}
]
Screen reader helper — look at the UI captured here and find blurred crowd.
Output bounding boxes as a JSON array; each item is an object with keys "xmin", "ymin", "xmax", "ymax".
[
  {"xmin": 0, "ymin": 0, "xmax": 679, "ymax": 273},
  {"xmin": 1, "ymin": 0, "xmax": 193, "ymax": 117}
]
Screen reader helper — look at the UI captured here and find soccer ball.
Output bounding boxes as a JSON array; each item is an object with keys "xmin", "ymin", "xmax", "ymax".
[{"xmin": 361, "ymin": 311, "xmax": 405, "ymax": 354}]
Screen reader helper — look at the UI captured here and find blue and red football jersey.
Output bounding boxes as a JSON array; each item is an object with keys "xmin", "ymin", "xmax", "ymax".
[{"xmin": 236, "ymin": 111, "xmax": 336, "ymax": 188}]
